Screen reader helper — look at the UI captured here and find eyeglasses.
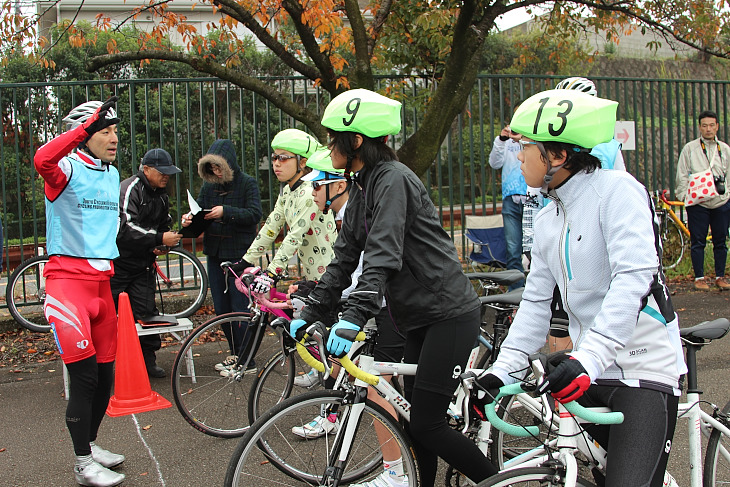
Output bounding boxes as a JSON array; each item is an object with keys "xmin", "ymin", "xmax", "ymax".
[
  {"xmin": 312, "ymin": 179, "xmax": 342, "ymax": 190},
  {"xmin": 519, "ymin": 140, "xmax": 538, "ymax": 151},
  {"xmin": 270, "ymin": 153, "xmax": 297, "ymax": 162}
]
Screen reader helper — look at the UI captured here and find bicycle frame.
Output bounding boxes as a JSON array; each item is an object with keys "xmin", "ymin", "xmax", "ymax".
[
  {"xmin": 681, "ymin": 392, "xmax": 730, "ymax": 487},
  {"xmin": 656, "ymin": 189, "xmax": 690, "ymax": 238}
]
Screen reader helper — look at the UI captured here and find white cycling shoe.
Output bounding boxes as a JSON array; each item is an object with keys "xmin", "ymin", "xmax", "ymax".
[
  {"xmin": 291, "ymin": 414, "xmax": 339, "ymax": 439},
  {"xmin": 90, "ymin": 442, "xmax": 125, "ymax": 468},
  {"xmin": 293, "ymin": 368, "xmax": 319, "ymax": 388},
  {"xmin": 349, "ymin": 470, "xmax": 409, "ymax": 486},
  {"xmin": 74, "ymin": 456, "xmax": 125, "ymax": 486}
]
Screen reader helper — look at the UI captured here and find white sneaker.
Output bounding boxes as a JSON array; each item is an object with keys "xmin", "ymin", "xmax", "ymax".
[
  {"xmin": 74, "ymin": 456, "xmax": 125, "ymax": 486},
  {"xmin": 293, "ymin": 368, "xmax": 319, "ymax": 388},
  {"xmin": 291, "ymin": 413, "xmax": 340, "ymax": 439},
  {"xmin": 90, "ymin": 442, "xmax": 125, "ymax": 468},
  {"xmin": 349, "ymin": 469, "xmax": 409, "ymax": 486},
  {"xmin": 214, "ymin": 355, "xmax": 238, "ymax": 372},
  {"xmin": 219, "ymin": 361, "xmax": 257, "ymax": 377}
]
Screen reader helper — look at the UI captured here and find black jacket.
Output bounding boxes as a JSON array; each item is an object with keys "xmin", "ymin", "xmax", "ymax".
[
  {"xmin": 196, "ymin": 139, "xmax": 262, "ymax": 260},
  {"xmin": 301, "ymin": 159, "xmax": 479, "ymax": 332},
  {"xmin": 114, "ymin": 171, "xmax": 171, "ymax": 274}
]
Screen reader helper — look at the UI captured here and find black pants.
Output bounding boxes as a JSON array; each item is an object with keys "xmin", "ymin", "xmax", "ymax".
[
  {"xmin": 580, "ymin": 385, "xmax": 679, "ymax": 487},
  {"xmin": 110, "ymin": 265, "xmax": 161, "ymax": 362},
  {"xmin": 686, "ymin": 200, "xmax": 730, "ymax": 278}
]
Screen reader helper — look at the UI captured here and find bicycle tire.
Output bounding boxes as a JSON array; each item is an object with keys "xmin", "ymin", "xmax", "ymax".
[
  {"xmin": 661, "ymin": 216, "xmax": 685, "ymax": 270},
  {"xmin": 154, "ymin": 248, "xmax": 208, "ymax": 318},
  {"xmin": 489, "ymin": 394, "xmax": 558, "ymax": 470},
  {"xmin": 476, "ymin": 466, "xmax": 596, "ymax": 487},
  {"xmin": 224, "ymin": 389, "xmax": 420, "ymax": 487},
  {"xmin": 5, "ymin": 255, "xmax": 51, "ymax": 332},
  {"xmin": 703, "ymin": 399, "xmax": 730, "ymax": 487},
  {"xmin": 171, "ymin": 312, "xmax": 282, "ymax": 438}
]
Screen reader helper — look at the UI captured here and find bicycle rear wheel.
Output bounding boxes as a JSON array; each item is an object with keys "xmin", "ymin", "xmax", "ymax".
[
  {"xmin": 5, "ymin": 255, "xmax": 51, "ymax": 332},
  {"xmin": 171, "ymin": 312, "xmax": 282, "ymax": 438},
  {"xmin": 476, "ymin": 466, "xmax": 596, "ymax": 487},
  {"xmin": 154, "ymin": 248, "xmax": 208, "ymax": 317},
  {"xmin": 703, "ymin": 399, "xmax": 730, "ymax": 487},
  {"xmin": 225, "ymin": 389, "xmax": 419, "ymax": 487},
  {"xmin": 661, "ymin": 217, "xmax": 685, "ymax": 270}
]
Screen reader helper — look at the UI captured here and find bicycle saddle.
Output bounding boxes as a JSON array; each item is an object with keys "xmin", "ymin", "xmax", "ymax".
[
  {"xmin": 680, "ymin": 318, "xmax": 730, "ymax": 342},
  {"xmin": 466, "ymin": 269, "xmax": 526, "ymax": 286},
  {"xmin": 479, "ymin": 287, "xmax": 524, "ymax": 306}
]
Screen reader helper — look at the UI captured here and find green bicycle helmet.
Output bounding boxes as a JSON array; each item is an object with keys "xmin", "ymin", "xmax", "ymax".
[
  {"xmin": 321, "ymin": 89, "xmax": 402, "ymax": 138},
  {"xmin": 510, "ymin": 89, "xmax": 617, "ymax": 149},
  {"xmin": 302, "ymin": 149, "xmax": 345, "ymax": 181},
  {"xmin": 271, "ymin": 129, "xmax": 320, "ymax": 158}
]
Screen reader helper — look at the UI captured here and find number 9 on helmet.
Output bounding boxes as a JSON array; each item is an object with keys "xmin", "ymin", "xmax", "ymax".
[
  {"xmin": 509, "ymin": 89, "xmax": 618, "ymax": 149},
  {"xmin": 321, "ymin": 89, "xmax": 402, "ymax": 138}
]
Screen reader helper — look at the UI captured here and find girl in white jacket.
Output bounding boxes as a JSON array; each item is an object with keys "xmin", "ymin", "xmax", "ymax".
[{"xmin": 478, "ymin": 89, "xmax": 686, "ymax": 487}]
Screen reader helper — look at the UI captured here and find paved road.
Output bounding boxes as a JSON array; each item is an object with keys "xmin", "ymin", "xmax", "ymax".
[{"xmin": 0, "ymin": 283, "xmax": 728, "ymax": 486}]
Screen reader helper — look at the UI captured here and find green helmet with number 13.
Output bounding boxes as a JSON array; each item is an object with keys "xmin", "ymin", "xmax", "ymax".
[
  {"xmin": 510, "ymin": 89, "xmax": 618, "ymax": 149},
  {"xmin": 321, "ymin": 89, "xmax": 402, "ymax": 138}
]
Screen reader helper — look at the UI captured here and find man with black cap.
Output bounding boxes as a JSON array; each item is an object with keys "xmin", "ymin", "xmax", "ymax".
[{"xmin": 111, "ymin": 148, "xmax": 183, "ymax": 378}]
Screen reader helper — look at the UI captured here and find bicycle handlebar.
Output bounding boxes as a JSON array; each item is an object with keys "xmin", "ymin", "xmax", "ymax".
[
  {"xmin": 485, "ymin": 383, "xmax": 624, "ymax": 437},
  {"xmin": 293, "ymin": 324, "xmax": 378, "ymax": 386}
]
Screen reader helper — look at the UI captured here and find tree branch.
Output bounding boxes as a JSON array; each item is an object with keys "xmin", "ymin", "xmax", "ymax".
[
  {"xmin": 86, "ymin": 49, "xmax": 327, "ymax": 140},
  {"xmin": 211, "ymin": 0, "xmax": 325, "ymax": 82},
  {"xmin": 343, "ymin": 0, "xmax": 373, "ymax": 90},
  {"xmin": 367, "ymin": 0, "xmax": 393, "ymax": 58},
  {"xmin": 280, "ymin": 0, "xmax": 338, "ymax": 94}
]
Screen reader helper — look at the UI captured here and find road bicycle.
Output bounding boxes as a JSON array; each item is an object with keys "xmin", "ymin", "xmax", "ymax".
[
  {"xmin": 653, "ymin": 189, "xmax": 690, "ymax": 270},
  {"xmin": 4, "ymin": 247, "xmax": 207, "ymax": 333},
  {"xmin": 476, "ymin": 317, "xmax": 730, "ymax": 487},
  {"xmin": 225, "ymin": 315, "xmax": 524, "ymax": 487},
  {"xmin": 171, "ymin": 264, "xmax": 314, "ymax": 438},
  {"xmin": 246, "ymin": 275, "xmax": 525, "ymax": 428}
]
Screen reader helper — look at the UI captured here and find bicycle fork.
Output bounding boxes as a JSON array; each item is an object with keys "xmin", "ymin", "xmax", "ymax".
[{"xmin": 321, "ymin": 387, "xmax": 369, "ymax": 486}]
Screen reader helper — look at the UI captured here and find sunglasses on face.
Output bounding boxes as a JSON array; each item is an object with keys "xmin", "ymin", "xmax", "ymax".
[
  {"xmin": 271, "ymin": 153, "xmax": 297, "ymax": 162},
  {"xmin": 312, "ymin": 179, "xmax": 342, "ymax": 190},
  {"xmin": 519, "ymin": 140, "xmax": 538, "ymax": 151}
]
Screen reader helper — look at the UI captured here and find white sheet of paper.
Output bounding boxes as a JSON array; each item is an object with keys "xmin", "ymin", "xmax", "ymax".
[{"xmin": 187, "ymin": 189, "xmax": 202, "ymax": 215}]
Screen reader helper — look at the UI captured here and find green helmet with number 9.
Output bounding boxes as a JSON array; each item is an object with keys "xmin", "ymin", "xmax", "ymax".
[
  {"xmin": 510, "ymin": 89, "xmax": 618, "ymax": 149},
  {"xmin": 321, "ymin": 89, "xmax": 402, "ymax": 138}
]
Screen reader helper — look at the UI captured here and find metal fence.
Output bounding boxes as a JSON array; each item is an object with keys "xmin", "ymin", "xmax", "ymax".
[{"xmin": 1, "ymin": 74, "xmax": 728, "ymax": 277}]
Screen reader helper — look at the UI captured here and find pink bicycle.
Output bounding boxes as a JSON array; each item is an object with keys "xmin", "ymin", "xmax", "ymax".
[{"xmin": 171, "ymin": 263, "xmax": 318, "ymax": 438}]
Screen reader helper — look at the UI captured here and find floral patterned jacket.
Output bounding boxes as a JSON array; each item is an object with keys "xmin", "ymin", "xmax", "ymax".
[{"xmin": 243, "ymin": 180, "xmax": 337, "ymax": 280}]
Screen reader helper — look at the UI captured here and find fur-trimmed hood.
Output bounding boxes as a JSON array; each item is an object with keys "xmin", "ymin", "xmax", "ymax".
[{"xmin": 198, "ymin": 139, "xmax": 240, "ymax": 184}]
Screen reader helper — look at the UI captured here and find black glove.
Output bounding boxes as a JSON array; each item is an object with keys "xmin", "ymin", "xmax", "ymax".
[
  {"xmin": 537, "ymin": 354, "xmax": 590, "ymax": 404},
  {"xmin": 291, "ymin": 280, "xmax": 318, "ymax": 300},
  {"xmin": 229, "ymin": 259, "xmax": 253, "ymax": 275},
  {"xmin": 82, "ymin": 96, "xmax": 119, "ymax": 136},
  {"xmin": 471, "ymin": 372, "xmax": 504, "ymax": 411}
]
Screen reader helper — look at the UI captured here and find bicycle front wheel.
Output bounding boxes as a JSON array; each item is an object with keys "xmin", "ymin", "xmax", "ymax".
[
  {"xmin": 490, "ymin": 394, "xmax": 557, "ymax": 470},
  {"xmin": 703, "ymin": 399, "xmax": 730, "ymax": 487},
  {"xmin": 171, "ymin": 312, "xmax": 282, "ymax": 438},
  {"xmin": 5, "ymin": 255, "xmax": 51, "ymax": 332},
  {"xmin": 154, "ymin": 248, "xmax": 208, "ymax": 317},
  {"xmin": 225, "ymin": 389, "xmax": 419, "ymax": 487},
  {"xmin": 477, "ymin": 467, "xmax": 596, "ymax": 487},
  {"xmin": 248, "ymin": 345, "xmax": 321, "ymax": 424},
  {"xmin": 661, "ymin": 218, "xmax": 685, "ymax": 270}
]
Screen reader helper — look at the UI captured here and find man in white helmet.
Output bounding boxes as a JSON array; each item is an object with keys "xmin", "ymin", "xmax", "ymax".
[{"xmin": 34, "ymin": 96, "xmax": 126, "ymax": 487}]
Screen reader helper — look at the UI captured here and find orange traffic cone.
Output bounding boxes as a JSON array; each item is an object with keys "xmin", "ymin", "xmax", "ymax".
[{"xmin": 107, "ymin": 292, "xmax": 171, "ymax": 416}]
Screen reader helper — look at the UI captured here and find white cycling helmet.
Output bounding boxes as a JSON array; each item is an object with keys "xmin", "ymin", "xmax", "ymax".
[
  {"xmin": 555, "ymin": 77, "xmax": 597, "ymax": 97},
  {"xmin": 62, "ymin": 101, "xmax": 119, "ymax": 132}
]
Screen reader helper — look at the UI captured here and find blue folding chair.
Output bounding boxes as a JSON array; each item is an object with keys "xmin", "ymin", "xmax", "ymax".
[{"xmin": 464, "ymin": 214, "xmax": 507, "ymax": 272}]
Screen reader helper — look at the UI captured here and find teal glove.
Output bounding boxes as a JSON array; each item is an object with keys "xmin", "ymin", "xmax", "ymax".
[
  {"xmin": 289, "ymin": 318, "xmax": 308, "ymax": 341},
  {"xmin": 327, "ymin": 320, "xmax": 361, "ymax": 357}
]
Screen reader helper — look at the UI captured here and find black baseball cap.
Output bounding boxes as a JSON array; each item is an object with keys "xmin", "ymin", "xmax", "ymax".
[{"xmin": 142, "ymin": 148, "xmax": 181, "ymax": 175}]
